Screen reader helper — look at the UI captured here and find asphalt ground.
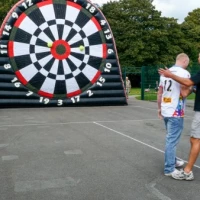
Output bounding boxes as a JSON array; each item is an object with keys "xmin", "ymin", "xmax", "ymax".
[{"xmin": 0, "ymin": 97, "xmax": 199, "ymax": 200}]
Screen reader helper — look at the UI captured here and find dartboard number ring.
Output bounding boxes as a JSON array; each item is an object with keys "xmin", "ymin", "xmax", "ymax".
[{"xmin": 7, "ymin": 0, "xmax": 109, "ymax": 100}]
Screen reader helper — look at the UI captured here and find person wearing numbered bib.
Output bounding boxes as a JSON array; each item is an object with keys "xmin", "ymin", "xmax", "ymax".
[
  {"xmin": 157, "ymin": 53, "xmax": 191, "ymax": 178},
  {"xmin": 158, "ymin": 53, "xmax": 200, "ymax": 181}
]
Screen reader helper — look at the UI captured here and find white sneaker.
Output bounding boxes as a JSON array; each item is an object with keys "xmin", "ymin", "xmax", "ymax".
[
  {"xmin": 172, "ymin": 169, "xmax": 194, "ymax": 181},
  {"xmin": 175, "ymin": 160, "xmax": 184, "ymax": 168},
  {"xmin": 165, "ymin": 168, "xmax": 180, "ymax": 177}
]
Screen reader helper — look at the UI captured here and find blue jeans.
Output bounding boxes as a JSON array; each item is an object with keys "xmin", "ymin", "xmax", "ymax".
[{"xmin": 163, "ymin": 117, "xmax": 184, "ymax": 174}]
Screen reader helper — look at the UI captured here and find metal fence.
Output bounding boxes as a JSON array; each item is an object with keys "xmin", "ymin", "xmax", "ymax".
[{"xmin": 123, "ymin": 64, "xmax": 200, "ymax": 100}]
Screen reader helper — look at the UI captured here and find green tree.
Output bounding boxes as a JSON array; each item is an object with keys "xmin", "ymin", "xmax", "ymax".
[
  {"xmin": 180, "ymin": 8, "xmax": 200, "ymax": 62},
  {"xmin": 0, "ymin": 0, "xmax": 18, "ymax": 23},
  {"xmin": 102, "ymin": 0, "xmax": 185, "ymax": 67}
]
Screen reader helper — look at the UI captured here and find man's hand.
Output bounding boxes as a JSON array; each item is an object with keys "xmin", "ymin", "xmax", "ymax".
[
  {"xmin": 158, "ymin": 67, "xmax": 172, "ymax": 78},
  {"xmin": 158, "ymin": 109, "xmax": 163, "ymax": 120}
]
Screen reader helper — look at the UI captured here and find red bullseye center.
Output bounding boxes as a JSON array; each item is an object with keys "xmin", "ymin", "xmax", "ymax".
[{"xmin": 51, "ymin": 40, "xmax": 71, "ymax": 60}]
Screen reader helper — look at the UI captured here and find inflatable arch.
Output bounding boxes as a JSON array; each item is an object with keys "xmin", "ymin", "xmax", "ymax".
[{"xmin": 0, "ymin": 0, "xmax": 127, "ymax": 107}]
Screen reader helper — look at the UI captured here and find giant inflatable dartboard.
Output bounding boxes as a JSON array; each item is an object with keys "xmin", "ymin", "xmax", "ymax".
[{"xmin": 0, "ymin": 0, "xmax": 127, "ymax": 107}]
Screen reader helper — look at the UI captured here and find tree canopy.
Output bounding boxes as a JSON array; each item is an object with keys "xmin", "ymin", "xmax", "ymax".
[
  {"xmin": 0, "ymin": 0, "xmax": 18, "ymax": 23},
  {"xmin": 180, "ymin": 8, "xmax": 200, "ymax": 62},
  {"xmin": 102, "ymin": 0, "xmax": 200, "ymax": 67}
]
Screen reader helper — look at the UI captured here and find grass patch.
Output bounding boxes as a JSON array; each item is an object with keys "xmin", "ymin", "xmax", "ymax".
[
  {"xmin": 130, "ymin": 87, "xmax": 195, "ymax": 100},
  {"xmin": 129, "ymin": 88, "xmax": 141, "ymax": 95}
]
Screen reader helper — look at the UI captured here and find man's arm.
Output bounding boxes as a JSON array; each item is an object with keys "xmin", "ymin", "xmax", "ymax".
[
  {"xmin": 180, "ymin": 85, "xmax": 193, "ymax": 98},
  {"xmin": 158, "ymin": 68, "xmax": 194, "ymax": 87},
  {"xmin": 157, "ymin": 86, "xmax": 163, "ymax": 119}
]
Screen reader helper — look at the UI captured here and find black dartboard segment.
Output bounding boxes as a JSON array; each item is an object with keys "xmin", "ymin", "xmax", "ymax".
[{"xmin": 0, "ymin": 0, "xmax": 127, "ymax": 107}]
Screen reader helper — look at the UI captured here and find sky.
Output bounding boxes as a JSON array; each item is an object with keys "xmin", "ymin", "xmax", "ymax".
[
  {"xmin": 91, "ymin": 0, "xmax": 200, "ymax": 23},
  {"xmin": 152, "ymin": 0, "xmax": 200, "ymax": 23}
]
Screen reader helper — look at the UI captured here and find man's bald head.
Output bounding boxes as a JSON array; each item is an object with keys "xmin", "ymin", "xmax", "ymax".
[{"xmin": 175, "ymin": 53, "xmax": 189, "ymax": 69}]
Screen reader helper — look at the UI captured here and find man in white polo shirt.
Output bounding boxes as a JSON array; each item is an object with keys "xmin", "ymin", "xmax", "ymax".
[
  {"xmin": 157, "ymin": 53, "xmax": 191, "ymax": 177},
  {"xmin": 158, "ymin": 53, "xmax": 200, "ymax": 181}
]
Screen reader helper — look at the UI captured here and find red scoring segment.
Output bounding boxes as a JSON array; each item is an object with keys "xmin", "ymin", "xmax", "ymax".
[{"xmin": 50, "ymin": 40, "xmax": 71, "ymax": 60}]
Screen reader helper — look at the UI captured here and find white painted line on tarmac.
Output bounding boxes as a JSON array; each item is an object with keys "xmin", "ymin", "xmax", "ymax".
[
  {"xmin": 64, "ymin": 150, "xmax": 83, "ymax": 155},
  {"xmin": 94, "ymin": 122, "xmax": 165, "ymax": 153},
  {"xmin": 95, "ymin": 119, "xmax": 160, "ymax": 123},
  {"xmin": 0, "ymin": 128, "xmax": 8, "ymax": 130},
  {"xmin": 93, "ymin": 122, "xmax": 200, "ymax": 169},
  {"xmin": 0, "ymin": 119, "xmax": 160, "ymax": 127},
  {"xmin": 0, "ymin": 117, "xmax": 192, "ymax": 127},
  {"xmin": 146, "ymin": 176, "xmax": 171, "ymax": 200},
  {"xmin": 15, "ymin": 177, "xmax": 79, "ymax": 192},
  {"xmin": 0, "ymin": 144, "xmax": 9, "ymax": 148},
  {"xmin": 24, "ymin": 121, "xmax": 47, "ymax": 123},
  {"xmin": 2, "ymin": 155, "xmax": 19, "ymax": 161},
  {"xmin": 0, "ymin": 121, "xmax": 93, "ymax": 127},
  {"xmin": 131, "ymin": 106, "xmax": 158, "ymax": 110}
]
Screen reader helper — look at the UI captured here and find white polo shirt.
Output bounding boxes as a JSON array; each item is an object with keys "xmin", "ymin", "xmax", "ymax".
[{"xmin": 159, "ymin": 66, "xmax": 190, "ymax": 117}]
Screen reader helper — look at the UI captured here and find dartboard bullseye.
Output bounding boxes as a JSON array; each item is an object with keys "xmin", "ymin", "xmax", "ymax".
[
  {"xmin": 0, "ymin": 0, "xmax": 127, "ymax": 107},
  {"xmin": 50, "ymin": 40, "xmax": 71, "ymax": 60}
]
